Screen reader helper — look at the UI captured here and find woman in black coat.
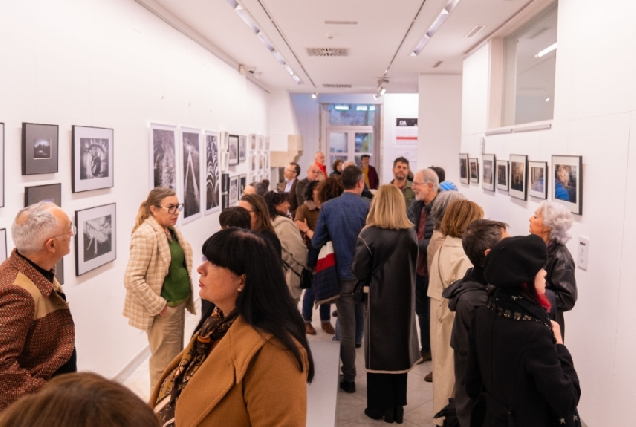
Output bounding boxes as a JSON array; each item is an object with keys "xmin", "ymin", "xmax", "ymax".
[
  {"xmin": 353, "ymin": 185, "xmax": 420, "ymax": 424},
  {"xmin": 465, "ymin": 235, "xmax": 580, "ymax": 427}
]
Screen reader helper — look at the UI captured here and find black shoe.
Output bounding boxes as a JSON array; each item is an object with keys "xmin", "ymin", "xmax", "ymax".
[
  {"xmin": 394, "ymin": 406, "xmax": 404, "ymax": 424},
  {"xmin": 355, "ymin": 343, "xmax": 362, "ymax": 348},
  {"xmin": 383, "ymin": 409, "xmax": 395, "ymax": 424},
  {"xmin": 332, "ymin": 310, "xmax": 338, "ymax": 317},
  {"xmin": 364, "ymin": 408, "xmax": 385, "ymax": 420},
  {"xmin": 340, "ymin": 379, "xmax": 355, "ymax": 393}
]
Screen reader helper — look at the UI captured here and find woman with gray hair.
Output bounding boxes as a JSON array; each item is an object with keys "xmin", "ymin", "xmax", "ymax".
[
  {"xmin": 529, "ymin": 200, "xmax": 577, "ymax": 337},
  {"xmin": 427, "ymin": 191, "xmax": 466, "ymax": 272}
]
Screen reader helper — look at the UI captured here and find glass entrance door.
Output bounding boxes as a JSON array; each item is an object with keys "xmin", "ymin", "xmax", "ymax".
[{"xmin": 327, "ymin": 127, "xmax": 374, "ymax": 170}]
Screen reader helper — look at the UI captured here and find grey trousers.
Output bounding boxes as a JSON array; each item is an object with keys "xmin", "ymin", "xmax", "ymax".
[
  {"xmin": 146, "ymin": 303, "xmax": 186, "ymax": 392},
  {"xmin": 335, "ymin": 279, "xmax": 358, "ymax": 382}
]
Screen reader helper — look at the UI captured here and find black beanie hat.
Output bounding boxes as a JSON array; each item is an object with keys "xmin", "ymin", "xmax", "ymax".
[{"xmin": 484, "ymin": 234, "xmax": 547, "ymax": 289}]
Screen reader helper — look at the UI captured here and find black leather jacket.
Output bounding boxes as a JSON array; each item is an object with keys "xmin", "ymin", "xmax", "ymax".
[{"xmin": 545, "ymin": 243, "xmax": 577, "ymax": 337}]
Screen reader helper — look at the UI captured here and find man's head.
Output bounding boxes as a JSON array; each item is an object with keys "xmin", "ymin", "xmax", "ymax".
[
  {"xmin": 429, "ymin": 166, "xmax": 445, "ymax": 183},
  {"xmin": 341, "ymin": 165, "xmax": 364, "ymax": 194},
  {"xmin": 314, "ymin": 151, "xmax": 325, "ymax": 165},
  {"xmin": 393, "ymin": 157, "xmax": 409, "ymax": 181},
  {"xmin": 462, "ymin": 219, "xmax": 510, "ymax": 267},
  {"xmin": 307, "ymin": 163, "xmax": 322, "ymax": 181},
  {"xmin": 413, "ymin": 168, "xmax": 440, "ymax": 203},
  {"xmin": 219, "ymin": 207, "xmax": 252, "ymax": 229},
  {"xmin": 284, "ymin": 163, "xmax": 300, "ymax": 181},
  {"xmin": 360, "ymin": 155, "xmax": 371, "ymax": 168},
  {"xmin": 12, "ymin": 202, "xmax": 73, "ymax": 265}
]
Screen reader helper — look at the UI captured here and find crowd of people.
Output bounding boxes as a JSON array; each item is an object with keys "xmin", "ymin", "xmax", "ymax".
[{"xmin": 0, "ymin": 153, "xmax": 581, "ymax": 427}]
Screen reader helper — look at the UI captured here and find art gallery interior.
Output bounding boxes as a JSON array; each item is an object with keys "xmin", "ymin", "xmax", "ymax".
[{"xmin": 2, "ymin": 0, "xmax": 636, "ymax": 425}]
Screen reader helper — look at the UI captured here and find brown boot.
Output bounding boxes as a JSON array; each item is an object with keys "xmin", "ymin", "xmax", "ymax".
[
  {"xmin": 305, "ymin": 323, "xmax": 317, "ymax": 335},
  {"xmin": 321, "ymin": 322, "xmax": 335, "ymax": 334}
]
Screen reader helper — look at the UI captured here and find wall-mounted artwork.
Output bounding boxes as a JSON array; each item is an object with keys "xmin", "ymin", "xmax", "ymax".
[
  {"xmin": 222, "ymin": 193, "xmax": 229, "ymax": 211},
  {"xmin": 482, "ymin": 154, "xmax": 495, "ymax": 191},
  {"xmin": 180, "ymin": 128, "xmax": 201, "ymax": 224},
  {"xmin": 469, "ymin": 158, "xmax": 479, "ymax": 184},
  {"xmin": 75, "ymin": 203, "xmax": 116, "ymax": 276},
  {"xmin": 459, "ymin": 153, "xmax": 469, "ymax": 184},
  {"xmin": 238, "ymin": 135, "xmax": 247, "ymax": 163},
  {"xmin": 22, "ymin": 122, "xmax": 59, "ymax": 175},
  {"xmin": 250, "ymin": 134, "xmax": 256, "ymax": 151},
  {"xmin": 0, "ymin": 229, "xmax": 6, "ymax": 263},
  {"xmin": 72, "ymin": 125, "xmax": 114, "ymax": 193},
  {"xmin": 265, "ymin": 136, "xmax": 270, "ymax": 151},
  {"xmin": 553, "ymin": 155, "xmax": 583, "ymax": 215},
  {"xmin": 150, "ymin": 124, "xmax": 177, "ymax": 191},
  {"xmin": 204, "ymin": 131, "xmax": 220, "ymax": 214},
  {"xmin": 251, "ymin": 154, "xmax": 257, "ymax": 172},
  {"xmin": 528, "ymin": 161, "xmax": 548, "ymax": 200},
  {"xmin": 509, "ymin": 154, "xmax": 528, "ymax": 201},
  {"xmin": 496, "ymin": 160, "xmax": 509, "ymax": 191},
  {"xmin": 258, "ymin": 135, "xmax": 264, "ymax": 150},
  {"xmin": 259, "ymin": 153, "xmax": 265, "ymax": 171},
  {"xmin": 228, "ymin": 134, "xmax": 239, "ymax": 166},
  {"xmin": 239, "ymin": 174, "xmax": 247, "ymax": 196},
  {"xmin": 229, "ymin": 176, "xmax": 239, "ymax": 206}
]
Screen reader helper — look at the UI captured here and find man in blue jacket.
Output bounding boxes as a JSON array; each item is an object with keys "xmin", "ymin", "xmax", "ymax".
[{"xmin": 313, "ymin": 165, "xmax": 369, "ymax": 393}]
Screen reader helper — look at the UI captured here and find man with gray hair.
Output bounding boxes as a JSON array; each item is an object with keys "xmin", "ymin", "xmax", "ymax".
[
  {"xmin": 0, "ymin": 202, "xmax": 76, "ymax": 411},
  {"xmin": 407, "ymin": 168, "xmax": 440, "ymax": 376}
]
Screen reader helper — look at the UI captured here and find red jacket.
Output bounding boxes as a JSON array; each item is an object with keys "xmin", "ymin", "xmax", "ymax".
[{"xmin": 366, "ymin": 165, "xmax": 379, "ymax": 190}]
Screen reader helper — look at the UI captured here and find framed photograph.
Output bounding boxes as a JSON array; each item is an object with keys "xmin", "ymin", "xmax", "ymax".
[
  {"xmin": 509, "ymin": 154, "xmax": 528, "ymax": 201},
  {"xmin": 239, "ymin": 174, "xmax": 247, "ymax": 196},
  {"xmin": 180, "ymin": 128, "xmax": 201, "ymax": 224},
  {"xmin": 459, "ymin": 153, "xmax": 469, "ymax": 184},
  {"xmin": 265, "ymin": 136, "xmax": 270, "ymax": 151},
  {"xmin": 229, "ymin": 176, "xmax": 239, "ymax": 206},
  {"xmin": 75, "ymin": 203, "xmax": 116, "ymax": 276},
  {"xmin": 22, "ymin": 122, "xmax": 58, "ymax": 175},
  {"xmin": 250, "ymin": 134, "xmax": 256, "ymax": 151},
  {"xmin": 552, "ymin": 155, "xmax": 583, "ymax": 215},
  {"xmin": 0, "ymin": 228, "xmax": 6, "ymax": 263},
  {"xmin": 204, "ymin": 131, "xmax": 220, "ymax": 214},
  {"xmin": 496, "ymin": 160, "xmax": 509, "ymax": 191},
  {"xmin": 221, "ymin": 193, "xmax": 229, "ymax": 211},
  {"xmin": 482, "ymin": 154, "xmax": 495, "ymax": 191},
  {"xmin": 228, "ymin": 134, "xmax": 239, "ymax": 166},
  {"xmin": 259, "ymin": 153, "xmax": 265, "ymax": 171},
  {"xmin": 528, "ymin": 161, "xmax": 548, "ymax": 200},
  {"xmin": 221, "ymin": 173, "xmax": 230, "ymax": 193},
  {"xmin": 238, "ymin": 135, "xmax": 247, "ymax": 163},
  {"xmin": 251, "ymin": 154, "xmax": 257, "ymax": 172},
  {"xmin": 219, "ymin": 132, "xmax": 229, "ymax": 152},
  {"xmin": 469, "ymin": 158, "xmax": 479, "ymax": 184},
  {"xmin": 150, "ymin": 124, "xmax": 177, "ymax": 191},
  {"xmin": 72, "ymin": 126, "xmax": 114, "ymax": 193},
  {"xmin": 25, "ymin": 183, "xmax": 62, "ymax": 207}
]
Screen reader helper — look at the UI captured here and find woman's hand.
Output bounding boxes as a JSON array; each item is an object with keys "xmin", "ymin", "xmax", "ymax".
[
  {"xmin": 159, "ymin": 304, "xmax": 168, "ymax": 317},
  {"xmin": 295, "ymin": 219, "xmax": 309, "ymax": 233},
  {"xmin": 550, "ymin": 320, "xmax": 563, "ymax": 345}
]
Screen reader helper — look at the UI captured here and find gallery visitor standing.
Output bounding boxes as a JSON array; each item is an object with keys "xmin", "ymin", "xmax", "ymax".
[{"xmin": 123, "ymin": 187, "xmax": 195, "ymax": 391}]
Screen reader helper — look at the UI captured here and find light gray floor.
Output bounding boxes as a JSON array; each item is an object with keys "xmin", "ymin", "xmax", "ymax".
[{"xmin": 123, "ymin": 299, "xmax": 436, "ymax": 426}]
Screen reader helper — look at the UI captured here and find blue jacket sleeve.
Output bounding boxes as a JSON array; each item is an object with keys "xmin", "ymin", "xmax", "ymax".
[{"xmin": 311, "ymin": 208, "xmax": 330, "ymax": 251}]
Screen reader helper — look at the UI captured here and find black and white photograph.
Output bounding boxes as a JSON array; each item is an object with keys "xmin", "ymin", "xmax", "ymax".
[
  {"xmin": 180, "ymin": 128, "xmax": 201, "ymax": 224},
  {"xmin": 250, "ymin": 134, "xmax": 256, "ymax": 151},
  {"xmin": 239, "ymin": 174, "xmax": 247, "ymax": 196},
  {"xmin": 222, "ymin": 172, "xmax": 230, "ymax": 193},
  {"xmin": 264, "ymin": 136, "xmax": 270, "ymax": 151},
  {"xmin": 150, "ymin": 124, "xmax": 177, "ymax": 191},
  {"xmin": 76, "ymin": 203, "xmax": 117, "ymax": 276},
  {"xmin": 259, "ymin": 153, "xmax": 265, "ymax": 171},
  {"xmin": 482, "ymin": 154, "xmax": 495, "ymax": 191},
  {"xmin": 25, "ymin": 183, "xmax": 62, "ymax": 207},
  {"xmin": 72, "ymin": 126, "xmax": 114, "ymax": 193},
  {"xmin": 228, "ymin": 134, "xmax": 239, "ymax": 166},
  {"xmin": 251, "ymin": 154, "xmax": 257, "ymax": 172},
  {"xmin": 238, "ymin": 135, "xmax": 247, "ymax": 162},
  {"xmin": 22, "ymin": 122, "xmax": 59, "ymax": 175},
  {"xmin": 258, "ymin": 135, "xmax": 264, "ymax": 150},
  {"xmin": 553, "ymin": 155, "xmax": 583, "ymax": 214},
  {"xmin": 469, "ymin": 158, "xmax": 479, "ymax": 184},
  {"xmin": 204, "ymin": 131, "xmax": 220, "ymax": 214},
  {"xmin": 0, "ymin": 228, "xmax": 6, "ymax": 263},
  {"xmin": 529, "ymin": 161, "xmax": 548, "ymax": 200},
  {"xmin": 222, "ymin": 193, "xmax": 229, "ymax": 211},
  {"xmin": 496, "ymin": 160, "xmax": 509, "ymax": 191},
  {"xmin": 509, "ymin": 154, "xmax": 528, "ymax": 201},
  {"xmin": 0, "ymin": 123, "xmax": 4, "ymax": 207},
  {"xmin": 229, "ymin": 176, "xmax": 239, "ymax": 206},
  {"xmin": 459, "ymin": 153, "xmax": 469, "ymax": 184}
]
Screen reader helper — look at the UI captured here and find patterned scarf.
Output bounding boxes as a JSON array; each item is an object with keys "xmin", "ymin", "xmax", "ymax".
[{"xmin": 153, "ymin": 307, "xmax": 239, "ymax": 427}]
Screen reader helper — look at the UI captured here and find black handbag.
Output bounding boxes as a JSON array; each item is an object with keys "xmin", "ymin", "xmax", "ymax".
[{"xmin": 299, "ymin": 267, "xmax": 313, "ymax": 289}]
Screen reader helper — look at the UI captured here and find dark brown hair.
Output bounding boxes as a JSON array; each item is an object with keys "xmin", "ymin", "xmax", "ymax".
[
  {"xmin": 240, "ymin": 194, "xmax": 274, "ymax": 232},
  {"xmin": 440, "ymin": 200, "xmax": 484, "ymax": 238},
  {"xmin": 263, "ymin": 191, "xmax": 290, "ymax": 218},
  {"xmin": 219, "ymin": 207, "xmax": 251, "ymax": 229},
  {"xmin": 0, "ymin": 372, "xmax": 159, "ymax": 427},
  {"xmin": 317, "ymin": 177, "xmax": 344, "ymax": 203}
]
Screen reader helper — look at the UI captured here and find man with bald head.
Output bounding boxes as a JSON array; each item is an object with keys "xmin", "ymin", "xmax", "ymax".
[
  {"xmin": 314, "ymin": 151, "xmax": 327, "ymax": 177},
  {"xmin": 295, "ymin": 162, "xmax": 323, "ymax": 213},
  {"xmin": 0, "ymin": 202, "xmax": 76, "ymax": 411}
]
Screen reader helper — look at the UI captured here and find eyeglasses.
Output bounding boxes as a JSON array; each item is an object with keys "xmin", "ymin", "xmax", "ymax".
[
  {"xmin": 50, "ymin": 224, "xmax": 77, "ymax": 239},
  {"xmin": 158, "ymin": 204, "xmax": 184, "ymax": 214}
]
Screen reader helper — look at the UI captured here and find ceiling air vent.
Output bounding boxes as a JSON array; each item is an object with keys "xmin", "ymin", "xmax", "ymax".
[
  {"xmin": 323, "ymin": 83, "xmax": 352, "ymax": 88},
  {"xmin": 306, "ymin": 48, "xmax": 349, "ymax": 57}
]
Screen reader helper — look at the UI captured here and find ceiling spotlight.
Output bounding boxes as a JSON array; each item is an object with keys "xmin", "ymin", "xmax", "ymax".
[
  {"xmin": 373, "ymin": 94, "xmax": 379, "ymax": 100},
  {"xmin": 380, "ymin": 87, "xmax": 386, "ymax": 96},
  {"xmin": 311, "ymin": 92, "xmax": 317, "ymax": 99}
]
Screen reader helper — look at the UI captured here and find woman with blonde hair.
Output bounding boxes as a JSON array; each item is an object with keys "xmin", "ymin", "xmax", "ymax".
[
  {"xmin": 428, "ymin": 199, "xmax": 483, "ymax": 425},
  {"xmin": 123, "ymin": 187, "xmax": 195, "ymax": 391},
  {"xmin": 353, "ymin": 184, "xmax": 420, "ymax": 423}
]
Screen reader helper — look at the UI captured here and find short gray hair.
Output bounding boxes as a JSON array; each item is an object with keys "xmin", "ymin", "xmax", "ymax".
[
  {"xmin": 539, "ymin": 200, "xmax": 573, "ymax": 244},
  {"xmin": 420, "ymin": 168, "xmax": 440, "ymax": 193},
  {"xmin": 430, "ymin": 191, "xmax": 466, "ymax": 230},
  {"xmin": 12, "ymin": 202, "xmax": 62, "ymax": 254}
]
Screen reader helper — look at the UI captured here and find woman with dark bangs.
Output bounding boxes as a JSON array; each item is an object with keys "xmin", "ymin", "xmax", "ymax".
[
  {"xmin": 151, "ymin": 228, "xmax": 314, "ymax": 427},
  {"xmin": 465, "ymin": 235, "xmax": 580, "ymax": 427}
]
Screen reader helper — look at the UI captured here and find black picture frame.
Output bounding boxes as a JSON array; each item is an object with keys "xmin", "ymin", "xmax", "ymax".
[
  {"xmin": 482, "ymin": 154, "xmax": 496, "ymax": 191},
  {"xmin": 228, "ymin": 134, "xmax": 239, "ymax": 166},
  {"xmin": 459, "ymin": 153, "xmax": 469, "ymax": 184},
  {"xmin": 509, "ymin": 154, "xmax": 528, "ymax": 201},
  {"xmin": 552, "ymin": 155, "xmax": 583, "ymax": 215},
  {"xmin": 149, "ymin": 124, "xmax": 177, "ymax": 191},
  {"xmin": 72, "ymin": 125, "xmax": 114, "ymax": 193},
  {"xmin": 469, "ymin": 158, "xmax": 479, "ymax": 184},
  {"xmin": 75, "ymin": 203, "xmax": 116, "ymax": 276},
  {"xmin": 22, "ymin": 122, "xmax": 59, "ymax": 175},
  {"xmin": 496, "ymin": 160, "xmax": 509, "ymax": 191},
  {"xmin": 204, "ymin": 131, "xmax": 220, "ymax": 214},
  {"xmin": 528, "ymin": 161, "xmax": 548, "ymax": 200},
  {"xmin": 239, "ymin": 174, "xmax": 247, "ymax": 196},
  {"xmin": 180, "ymin": 128, "xmax": 201, "ymax": 224}
]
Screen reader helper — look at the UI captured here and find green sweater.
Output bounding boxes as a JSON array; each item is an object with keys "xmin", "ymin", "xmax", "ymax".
[{"xmin": 160, "ymin": 229, "xmax": 191, "ymax": 306}]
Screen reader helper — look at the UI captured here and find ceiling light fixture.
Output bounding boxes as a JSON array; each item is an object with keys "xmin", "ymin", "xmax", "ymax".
[
  {"xmin": 225, "ymin": 0, "xmax": 302, "ymax": 84},
  {"xmin": 535, "ymin": 42, "xmax": 557, "ymax": 58},
  {"xmin": 411, "ymin": 0, "xmax": 462, "ymax": 56}
]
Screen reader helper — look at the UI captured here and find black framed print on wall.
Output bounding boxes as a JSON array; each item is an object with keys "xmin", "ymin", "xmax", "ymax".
[
  {"xmin": 22, "ymin": 122, "xmax": 59, "ymax": 175},
  {"xmin": 72, "ymin": 125, "xmax": 114, "ymax": 193}
]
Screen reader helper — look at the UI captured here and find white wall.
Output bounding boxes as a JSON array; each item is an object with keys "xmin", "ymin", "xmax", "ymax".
[
  {"xmin": 418, "ymin": 75, "xmax": 462, "ymax": 181},
  {"xmin": 268, "ymin": 88, "xmax": 299, "ymax": 153},
  {"xmin": 0, "ymin": 0, "xmax": 268, "ymax": 379},
  {"xmin": 382, "ymin": 94, "xmax": 419, "ymax": 184},
  {"xmin": 454, "ymin": 1, "xmax": 636, "ymax": 425}
]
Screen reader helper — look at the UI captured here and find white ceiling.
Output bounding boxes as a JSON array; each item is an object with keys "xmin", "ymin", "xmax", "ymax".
[{"xmin": 144, "ymin": 0, "xmax": 545, "ymax": 94}]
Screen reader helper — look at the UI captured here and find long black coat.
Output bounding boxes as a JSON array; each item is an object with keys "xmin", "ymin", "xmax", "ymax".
[
  {"xmin": 545, "ymin": 243, "xmax": 577, "ymax": 337},
  {"xmin": 353, "ymin": 226, "xmax": 420, "ymax": 372},
  {"xmin": 465, "ymin": 301, "xmax": 581, "ymax": 427}
]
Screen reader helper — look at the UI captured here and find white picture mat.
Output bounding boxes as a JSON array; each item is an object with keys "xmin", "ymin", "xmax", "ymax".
[
  {"xmin": 204, "ymin": 130, "xmax": 221, "ymax": 215},
  {"xmin": 76, "ymin": 203, "xmax": 117, "ymax": 276},
  {"xmin": 528, "ymin": 161, "xmax": 548, "ymax": 200},
  {"xmin": 552, "ymin": 155, "xmax": 582, "ymax": 214},
  {"xmin": 509, "ymin": 154, "xmax": 527, "ymax": 200},
  {"xmin": 459, "ymin": 153, "xmax": 469, "ymax": 184},
  {"xmin": 496, "ymin": 160, "xmax": 509, "ymax": 191},
  {"xmin": 469, "ymin": 158, "xmax": 479, "ymax": 184},
  {"xmin": 179, "ymin": 127, "xmax": 202, "ymax": 225},
  {"xmin": 482, "ymin": 154, "xmax": 496, "ymax": 191},
  {"xmin": 149, "ymin": 123, "xmax": 179, "ymax": 193},
  {"xmin": 73, "ymin": 126, "xmax": 114, "ymax": 193}
]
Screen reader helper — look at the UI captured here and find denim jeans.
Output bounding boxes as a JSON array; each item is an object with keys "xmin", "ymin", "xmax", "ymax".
[
  {"xmin": 334, "ymin": 303, "xmax": 363, "ymax": 346},
  {"xmin": 302, "ymin": 288, "xmax": 331, "ymax": 323},
  {"xmin": 416, "ymin": 274, "xmax": 430, "ymax": 353},
  {"xmin": 335, "ymin": 279, "xmax": 358, "ymax": 382}
]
